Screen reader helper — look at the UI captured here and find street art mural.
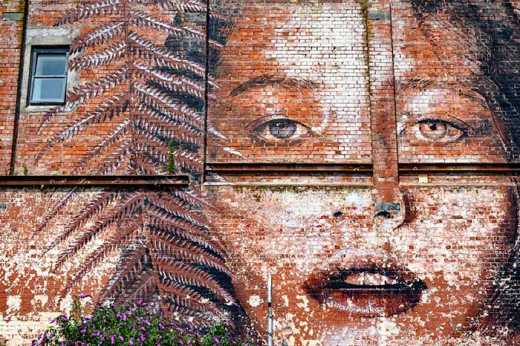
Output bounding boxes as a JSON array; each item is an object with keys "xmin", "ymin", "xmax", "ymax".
[
  {"xmin": 1, "ymin": 0, "xmax": 520, "ymax": 345},
  {"xmin": 203, "ymin": 1, "xmax": 520, "ymax": 344},
  {"xmin": 3, "ymin": 0, "xmax": 249, "ymax": 341},
  {"xmin": 34, "ymin": 0, "xmax": 207, "ymax": 176}
]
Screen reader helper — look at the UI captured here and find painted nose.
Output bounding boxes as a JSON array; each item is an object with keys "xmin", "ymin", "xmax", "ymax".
[
  {"xmin": 373, "ymin": 190, "xmax": 407, "ymax": 231},
  {"xmin": 374, "ymin": 201, "xmax": 401, "ymax": 218}
]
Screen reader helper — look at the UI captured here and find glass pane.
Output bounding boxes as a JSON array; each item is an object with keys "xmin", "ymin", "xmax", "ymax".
[
  {"xmin": 35, "ymin": 54, "xmax": 67, "ymax": 76},
  {"xmin": 31, "ymin": 78, "xmax": 65, "ymax": 103}
]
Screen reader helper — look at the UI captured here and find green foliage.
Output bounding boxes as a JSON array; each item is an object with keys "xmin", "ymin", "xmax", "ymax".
[
  {"xmin": 32, "ymin": 302, "xmax": 252, "ymax": 346},
  {"xmin": 167, "ymin": 141, "xmax": 176, "ymax": 174}
]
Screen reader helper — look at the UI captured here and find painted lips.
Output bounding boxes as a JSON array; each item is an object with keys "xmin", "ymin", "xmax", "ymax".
[{"xmin": 304, "ymin": 268, "xmax": 427, "ymax": 318}]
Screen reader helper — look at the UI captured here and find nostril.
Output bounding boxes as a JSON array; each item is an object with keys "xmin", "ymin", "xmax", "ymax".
[
  {"xmin": 332, "ymin": 211, "xmax": 343, "ymax": 218},
  {"xmin": 374, "ymin": 202, "xmax": 401, "ymax": 219},
  {"xmin": 374, "ymin": 210, "xmax": 392, "ymax": 218}
]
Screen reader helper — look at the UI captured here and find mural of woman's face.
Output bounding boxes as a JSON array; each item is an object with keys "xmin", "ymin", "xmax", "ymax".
[{"xmin": 206, "ymin": 2, "xmax": 517, "ymax": 345}]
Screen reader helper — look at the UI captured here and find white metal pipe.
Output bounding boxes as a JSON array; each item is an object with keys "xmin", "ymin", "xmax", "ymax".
[{"xmin": 267, "ymin": 273, "xmax": 273, "ymax": 346}]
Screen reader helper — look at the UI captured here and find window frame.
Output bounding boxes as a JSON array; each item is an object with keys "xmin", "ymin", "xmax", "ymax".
[{"xmin": 27, "ymin": 46, "xmax": 69, "ymax": 106}]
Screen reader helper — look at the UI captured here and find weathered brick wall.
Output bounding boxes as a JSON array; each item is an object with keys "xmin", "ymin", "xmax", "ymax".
[
  {"xmin": 13, "ymin": 0, "xmax": 206, "ymax": 176},
  {"xmin": 1, "ymin": 0, "xmax": 520, "ymax": 345},
  {"xmin": 0, "ymin": 0, "xmax": 24, "ymax": 175}
]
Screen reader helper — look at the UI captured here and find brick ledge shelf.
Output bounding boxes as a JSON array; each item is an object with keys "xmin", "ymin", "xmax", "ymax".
[{"xmin": 0, "ymin": 175, "xmax": 189, "ymax": 187}]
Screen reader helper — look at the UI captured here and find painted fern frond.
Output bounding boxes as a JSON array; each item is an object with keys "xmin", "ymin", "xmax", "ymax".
[
  {"xmin": 70, "ymin": 21, "xmax": 126, "ymax": 53},
  {"xmin": 133, "ymin": 118, "xmax": 201, "ymax": 149},
  {"xmin": 93, "ymin": 145, "xmax": 132, "ymax": 175},
  {"xmin": 150, "ymin": 235, "xmax": 231, "ymax": 276},
  {"xmin": 79, "ymin": 119, "xmax": 131, "ymax": 167},
  {"xmin": 148, "ymin": 223, "xmax": 221, "ymax": 259},
  {"xmin": 130, "ymin": 11, "xmax": 196, "ymax": 38},
  {"xmin": 127, "ymin": 32, "xmax": 206, "ymax": 77},
  {"xmin": 54, "ymin": 193, "xmax": 145, "ymax": 269},
  {"xmin": 132, "ymin": 139, "xmax": 202, "ymax": 175},
  {"xmin": 129, "ymin": 0, "xmax": 206, "ymax": 13},
  {"xmin": 173, "ymin": 189, "xmax": 211, "ymax": 210},
  {"xmin": 62, "ymin": 220, "xmax": 140, "ymax": 294},
  {"xmin": 34, "ymin": 0, "xmax": 240, "ymax": 329},
  {"xmin": 111, "ymin": 255, "xmax": 158, "ymax": 305},
  {"xmin": 159, "ymin": 298, "xmax": 219, "ymax": 328},
  {"xmin": 146, "ymin": 193, "xmax": 207, "ymax": 227},
  {"xmin": 46, "ymin": 191, "xmax": 121, "ymax": 251},
  {"xmin": 156, "ymin": 278, "xmax": 206, "ymax": 306},
  {"xmin": 48, "ymin": 93, "xmax": 129, "ymax": 146},
  {"xmin": 171, "ymin": 148, "xmax": 203, "ymax": 173},
  {"xmin": 133, "ymin": 62, "xmax": 206, "ymax": 100},
  {"xmin": 67, "ymin": 67, "xmax": 128, "ymax": 105},
  {"xmin": 133, "ymin": 83, "xmax": 203, "ymax": 128},
  {"xmin": 57, "ymin": 0, "xmax": 122, "ymax": 25},
  {"xmin": 137, "ymin": 102, "xmax": 201, "ymax": 132},
  {"xmin": 70, "ymin": 41, "xmax": 127, "ymax": 71},
  {"xmin": 156, "ymin": 278, "xmax": 230, "ymax": 323},
  {"xmin": 130, "ymin": 154, "xmax": 168, "ymax": 175},
  {"xmin": 40, "ymin": 188, "xmax": 239, "ymax": 328},
  {"xmin": 37, "ymin": 0, "xmax": 212, "ymax": 175},
  {"xmin": 96, "ymin": 242, "xmax": 148, "ymax": 304},
  {"xmin": 35, "ymin": 188, "xmax": 78, "ymax": 234},
  {"xmin": 154, "ymin": 256, "xmax": 235, "ymax": 305},
  {"xmin": 146, "ymin": 208, "xmax": 209, "ymax": 237}
]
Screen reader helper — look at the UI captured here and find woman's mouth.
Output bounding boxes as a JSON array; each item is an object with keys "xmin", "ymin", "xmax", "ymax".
[{"xmin": 304, "ymin": 267, "xmax": 427, "ymax": 318}]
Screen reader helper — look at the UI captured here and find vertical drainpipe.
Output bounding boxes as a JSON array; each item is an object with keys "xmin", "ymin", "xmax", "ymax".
[
  {"xmin": 267, "ymin": 273, "xmax": 273, "ymax": 346},
  {"xmin": 202, "ymin": 0, "xmax": 210, "ymax": 184},
  {"xmin": 9, "ymin": 0, "xmax": 29, "ymax": 176}
]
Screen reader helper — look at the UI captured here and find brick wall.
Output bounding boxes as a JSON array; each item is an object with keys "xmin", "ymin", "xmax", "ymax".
[
  {"xmin": 1, "ymin": 1, "xmax": 520, "ymax": 345},
  {"xmin": 0, "ymin": 0, "xmax": 24, "ymax": 175}
]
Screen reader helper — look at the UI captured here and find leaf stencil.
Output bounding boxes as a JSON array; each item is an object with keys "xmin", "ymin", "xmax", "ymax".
[
  {"xmin": 34, "ymin": 0, "xmax": 247, "ymax": 333},
  {"xmin": 36, "ymin": 0, "xmax": 212, "ymax": 178},
  {"xmin": 44, "ymin": 188, "xmax": 242, "ymax": 330}
]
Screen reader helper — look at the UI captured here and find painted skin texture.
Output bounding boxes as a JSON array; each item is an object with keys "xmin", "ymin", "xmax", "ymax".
[{"xmin": 206, "ymin": 1, "xmax": 518, "ymax": 345}]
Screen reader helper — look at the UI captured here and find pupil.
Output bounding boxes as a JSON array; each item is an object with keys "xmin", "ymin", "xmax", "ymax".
[
  {"xmin": 430, "ymin": 123, "xmax": 437, "ymax": 131},
  {"xmin": 269, "ymin": 120, "xmax": 297, "ymax": 139}
]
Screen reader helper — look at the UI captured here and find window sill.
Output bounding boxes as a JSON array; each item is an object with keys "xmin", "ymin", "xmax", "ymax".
[{"xmin": 23, "ymin": 104, "xmax": 68, "ymax": 113}]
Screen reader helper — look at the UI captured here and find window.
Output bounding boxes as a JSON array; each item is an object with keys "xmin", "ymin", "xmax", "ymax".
[{"xmin": 28, "ymin": 47, "xmax": 69, "ymax": 105}]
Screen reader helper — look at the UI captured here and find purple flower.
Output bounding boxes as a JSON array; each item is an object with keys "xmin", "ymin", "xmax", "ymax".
[
  {"xmin": 52, "ymin": 314, "xmax": 67, "ymax": 324},
  {"xmin": 110, "ymin": 335, "xmax": 116, "ymax": 344}
]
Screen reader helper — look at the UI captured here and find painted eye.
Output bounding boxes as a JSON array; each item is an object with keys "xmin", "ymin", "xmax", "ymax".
[
  {"xmin": 253, "ymin": 118, "xmax": 310, "ymax": 142},
  {"xmin": 414, "ymin": 119, "xmax": 466, "ymax": 143}
]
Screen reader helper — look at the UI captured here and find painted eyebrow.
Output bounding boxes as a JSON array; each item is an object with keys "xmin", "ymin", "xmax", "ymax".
[
  {"xmin": 230, "ymin": 74, "xmax": 318, "ymax": 96},
  {"xmin": 396, "ymin": 78, "xmax": 488, "ymax": 107}
]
